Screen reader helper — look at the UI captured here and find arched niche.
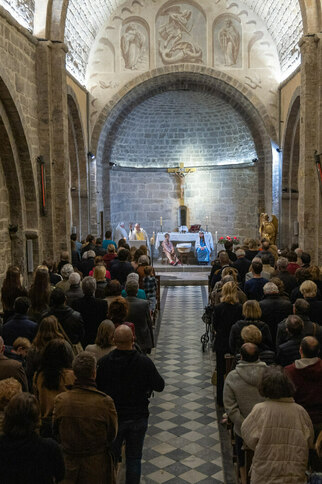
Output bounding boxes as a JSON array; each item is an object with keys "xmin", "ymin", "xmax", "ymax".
[
  {"xmin": 213, "ymin": 13, "xmax": 242, "ymax": 69},
  {"xmin": 67, "ymin": 88, "xmax": 88, "ymax": 239},
  {"xmin": 281, "ymin": 90, "xmax": 300, "ymax": 248},
  {"xmin": 120, "ymin": 17, "xmax": 150, "ymax": 72}
]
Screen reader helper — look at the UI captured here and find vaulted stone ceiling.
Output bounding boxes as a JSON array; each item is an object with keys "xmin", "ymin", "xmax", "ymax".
[{"xmin": 64, "ymin": 0, "xmax": 302, "ymax": 84}]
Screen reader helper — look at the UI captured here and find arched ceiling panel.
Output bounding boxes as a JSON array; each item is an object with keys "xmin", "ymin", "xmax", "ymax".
[
  {"xmin": 0, "ymin": 0, "xmax": 34, "ymax": 30},
  {"xmin": 65, "ymin": 0, "xmax": 303, "ymax": 85}
]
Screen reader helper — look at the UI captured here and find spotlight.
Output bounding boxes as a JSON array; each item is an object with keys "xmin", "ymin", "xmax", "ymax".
[
  {"xmin": 87, "ymin": 152, "xmax": 95, "ymax": 160},
  {"xmin": 109, "ymin": 162, "xmax": 117, "ymax": 167},
  {"xmin": 276, "ymin": 148, "xmax": 282, "ymax": 153},
  {"xmin": 252, "ymin": 158, "xmax": 258, "ymax": 163}
]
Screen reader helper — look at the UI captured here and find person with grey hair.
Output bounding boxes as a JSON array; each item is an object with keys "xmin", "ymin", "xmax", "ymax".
[
  {"xmin": 125, "ymin": 280, "xmax": 154, "ymax": 353},
  {"xmin": 71, "ymin": 277, "xmax": 107, "ymax": 347},
  {"xmin": 259, "ymin": 282, "xmax": 292, "ymax": 343},
  {"xmin": 272, "ymin": 256, "xmax": 297, "ymax": 296},
  {"xmin": 65, "ymin": 272, "xmax": 83, "ymax": 306},
  {"xmin": 245, "ymin": 256, "xmax": 271, "ymax": 282},
  {"xmin": 233, "ymin": 248, "xmax": 251, "ymax": 289},
  {"xmin": 56, "ymin": 263, "xmax": 74, "ymax": 293},
  {"xmin": 53, "ymin": 351, "xmax": 117, "ymax": 484},
  {"xmin": 121, "ymin": 272, "xmax": 147, "ymax": 300},
  {"xmin": 277, "ymin": 315, "xmax": 304, "ymax": 366}
]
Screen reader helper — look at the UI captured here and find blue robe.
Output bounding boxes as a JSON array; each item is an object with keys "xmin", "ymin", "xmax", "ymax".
[{"xmin": 196, "ymin": 239, "xmax": 210, "ymax": 263}]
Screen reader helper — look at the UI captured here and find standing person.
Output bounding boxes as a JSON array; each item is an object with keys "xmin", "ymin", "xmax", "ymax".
[
  {"xmin": 0, "ymin": 393, "xmax": 65, "ymax": 484},
  {"xmin": 232, "ymin": 249, "xmax": 251, "ymax": 289},
  {"xmin": 1, "ymin": 266, "xmax": 28, "ymax": 323},
  {"xmin": 196, "ymin": 231, "xmax": 211, "ymax": 265},
  {"xmin": 114, "ymin": 222, "xmax": 128, "ymax": 244},
  {"xmin": 244, "ymin": 260, "xmax": 269, "ymax": 301},
  {"xmin": 53, "ymin": 352, "xmax": 118, "ymax": 484},
  {"xmin": 28, "ymin": 266, "xmax": 51, "ymax": 323},
  {"xmin": 125, "ymin": 280, "xmax": 154, "ymax": 354},
  {"xmin": 212, "ymin": 281, "xmax": 242, "ymax": 406},
  {"xmin": 241, "ymin": 366, "xmax": 314, "ymax": 484},
  {"xmin": 102, "ymin": 230, "xmax": 117, "ymax": 250},
  {"xmin": 2, "ymin": 297, "xmax": 37, "ymax": 346},
  {"xmin": 143, "ymin": 266, "xmax": 157, "ymax": 312},
  {"xmin": 96, "ymin": 325, "xmax": 164, "ymax": 484},
  {"xmin": 110, "ymin": 248, "xmax": 134, "ymax": 287},
  {"xmin": 161, "ymin": 233, "xmax": 179, "ymax": 265}
]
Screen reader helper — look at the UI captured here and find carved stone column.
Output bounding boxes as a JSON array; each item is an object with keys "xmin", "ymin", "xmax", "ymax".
[
  {"xmin": 36, "ymin": 40, "xmax": 71, "ymax": 260},
  {"xmin": 298, "ymin": 34, "xmax": 322, "ymax": 263}
]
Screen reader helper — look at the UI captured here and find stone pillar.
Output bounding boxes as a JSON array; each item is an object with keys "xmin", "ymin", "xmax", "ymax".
[
  {"xmin": 298, "ymin": 34, "xmax": 322, "ymax": 263},
  {"xmin": 36, "ymin": 40, "xmax": 71, "ymax": 259}
]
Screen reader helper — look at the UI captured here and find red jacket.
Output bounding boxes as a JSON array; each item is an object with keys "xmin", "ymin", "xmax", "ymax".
[{"xmin": 285, "ymin": 359, "xmax": 322, "ymax": 424}]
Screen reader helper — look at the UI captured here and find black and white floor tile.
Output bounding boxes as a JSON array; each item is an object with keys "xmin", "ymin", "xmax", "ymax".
[{"xmin": 141, "ymin": 286, "xmax": 224, "ymax": 483}]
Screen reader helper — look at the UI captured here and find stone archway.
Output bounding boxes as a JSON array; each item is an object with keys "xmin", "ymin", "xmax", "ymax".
[
  {"xmin": 67, "ymin": 89, "xmax": 89, "ymax": 239},
  {"xmin": 0, "ymin": 76, "xmax": 39, "ymax": 279},
  {"xmin": 92, "ymin": 69, "xmax": 275, "ymax": 239},
  {"xmin": 281, "ymin": 91, "xmax": 300, "ymax": 248}
]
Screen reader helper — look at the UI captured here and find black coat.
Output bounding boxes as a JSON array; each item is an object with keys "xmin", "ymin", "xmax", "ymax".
[
  {"xmin": 259, "ymin": 295, "xmax": 293, "ymax": 344},
  {"xmin": 276, "ymin": 315, "xmax": 322, "ymax": 347},
  {"xmin": 212, "ymin": 302, "xmax": 242, "ymax": 353},
  {"xmin": 110, "ymin": 260, "xmax": 134, "ymax": 287},
  {"xmin": 71, "ymin": 296, "xmax": 107, "ymax": 347},
  {"xmin": 277, "ymin": 337, "xmax": 301, "ymax": 367},
  {"xmin": 46, "ymin": 305, "xmax": 84, "ymax": 344},
  {"xmin": 305, "ymin": 297, "xmax": 322, "ymax": 326},
  {"xmin": 233, "ymin": 257, "xmax": 251, "ymax": 287},
  {"xmin": 229, "ymin": 319, "xmax": 273, "ymax": 355}
]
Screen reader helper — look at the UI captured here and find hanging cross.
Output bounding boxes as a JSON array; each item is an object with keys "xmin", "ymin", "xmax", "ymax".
[{"xmin": 168, "ymin": 163, "xmax": 196, "ymax": 205}]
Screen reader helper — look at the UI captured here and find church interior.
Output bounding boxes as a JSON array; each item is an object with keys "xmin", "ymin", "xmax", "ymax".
[{"xmin": 0, "ymin": 0, "xmax": 322, "ymax": 483}]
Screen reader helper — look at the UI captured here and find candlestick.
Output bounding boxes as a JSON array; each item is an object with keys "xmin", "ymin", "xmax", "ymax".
[
  {"xmin": 160, "ymin": 216, "xmax": 162, "ymax": 226},
  {"xmin": 215, "ymin": 230, "xmax": 218, "ymax": 242}
]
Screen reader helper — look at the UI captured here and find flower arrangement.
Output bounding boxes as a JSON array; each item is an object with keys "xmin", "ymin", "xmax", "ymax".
[{"xmin": 217, "ymin": 236, "xmax": 240, "ymax": 245}]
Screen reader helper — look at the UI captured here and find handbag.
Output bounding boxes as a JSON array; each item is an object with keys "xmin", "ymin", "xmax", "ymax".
[{"xmin": 57, "ymin": 322, "xmax": 83, "ymax": 356}]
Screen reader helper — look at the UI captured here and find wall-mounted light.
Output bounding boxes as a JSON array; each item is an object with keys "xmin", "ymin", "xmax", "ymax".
[
  {"xmin": 252, "ymin": 158, "xmax": 258, "ymax": 163},
  {"xmin": 109, "ymin": 162, "xmax": 117, "ymax": 167},
  {"xmin": 87, "ymin": 152, "xmax": 96, "ymax": 160},
  {"xmin": 70, "ymin": 186, "xmax": 77, "ymax": 192},
  {"xmin": 276, "ymin": 148, "xmax": 282, "ymax": 153}
]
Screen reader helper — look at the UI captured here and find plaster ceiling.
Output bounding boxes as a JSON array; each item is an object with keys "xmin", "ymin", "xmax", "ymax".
[{"xmin": 64, "ymin": 0, "xmax": 302, "ymax": 85}]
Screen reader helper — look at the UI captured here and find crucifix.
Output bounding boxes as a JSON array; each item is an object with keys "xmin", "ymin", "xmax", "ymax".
[{"xmin": 168, "ymin": 163, "xmax": 196, "ymax": 205}]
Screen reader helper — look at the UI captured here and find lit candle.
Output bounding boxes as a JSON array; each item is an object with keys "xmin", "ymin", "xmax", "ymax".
[{"xmin": 160, "ymin": 216, "xmax": 163, "ymax": 226}]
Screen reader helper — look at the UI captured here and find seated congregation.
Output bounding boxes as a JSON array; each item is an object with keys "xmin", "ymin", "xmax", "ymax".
[
  {"xmin": 0, "ymin": 232, "xmax": 164, "ymax": 484},
  {"xmin": 208, "ymin": 237, "xmax": 322, "ymax": 483}
]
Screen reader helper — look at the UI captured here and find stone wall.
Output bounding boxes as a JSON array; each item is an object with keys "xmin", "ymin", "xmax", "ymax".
[
  {"xmin": 0, "ymin": 162, "xmax": 11, "ymax": 281},
  {"xmin": 109, "ymin": 90, "xmax": 257, "ymax": 168},
  {"xmin": 108, "ymin": 164, "xmax": 259, "ymax": 240}
]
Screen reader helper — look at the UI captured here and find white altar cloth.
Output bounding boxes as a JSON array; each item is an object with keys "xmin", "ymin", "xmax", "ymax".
[{"xmin": 155, "ymin": 232, "xmax": 214, "ymax": 251}]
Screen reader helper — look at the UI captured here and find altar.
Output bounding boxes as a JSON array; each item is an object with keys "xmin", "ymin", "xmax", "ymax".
[{"xmin": 155, "ymin": 232, "xmax": 214, "ymax": 252}]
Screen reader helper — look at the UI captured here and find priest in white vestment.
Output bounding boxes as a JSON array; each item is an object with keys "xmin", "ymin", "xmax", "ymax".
[
  {"xmin": 114, "ymin": 222, "xmax": 128, "ymax": 243},
  {"xmin": 129, "ymin": 223, "xmax": 150, "ymax": 251}
]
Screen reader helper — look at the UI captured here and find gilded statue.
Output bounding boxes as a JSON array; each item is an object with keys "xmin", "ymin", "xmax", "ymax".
[{"xmin": 259, "ymin": 213, "xmax": 278, "ymax": 245}]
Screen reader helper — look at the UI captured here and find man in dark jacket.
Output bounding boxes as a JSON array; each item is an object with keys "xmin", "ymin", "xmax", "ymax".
[
  {"xmin": 47, "ymin": 288, "xmax": 84, "ymax": 344},
  {"xmin": 233, "ymin": 249, "xmax": 251, "ymax": 289},
  {"xmin": 259, "ymin": 282, "xmax": 292, "ymax": 344},
  {"xmin": 110, "ymin": 248, "xmax": 134, "ymax": 287},
  {"xmin": 272, "ymin": 257, "xmax": 297, "ymax": 296},
  {"xmin": 2, "ymin": 297, "xmax": 37, "ymax": 346},
  {"xmin": 256, "ymin": 239, "xmax": 275, "ymax": 267},
  {"xmin": 71, "ymin": 277, "xmax": 107, "ymax": 347},
  {"xmin": 277, "ymin": 315, "xmax": 303, "ymax": 366},
  {"xmin": 125, "ymin": 280, "xmax": 154, "ymax": 353},
  {"xmin": 97, "ymin": 325, "xmax": 164, "ymax": 484}
]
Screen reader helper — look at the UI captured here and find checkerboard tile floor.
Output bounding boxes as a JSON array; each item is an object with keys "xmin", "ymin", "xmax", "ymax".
[{"xmin": 141, "ymin": 286, "xmax": 224, "ymax": 483}]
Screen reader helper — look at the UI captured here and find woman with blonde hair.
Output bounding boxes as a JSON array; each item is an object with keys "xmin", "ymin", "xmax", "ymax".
[
  {"xmin": 93, "ymin": 265, "xmax": 109, "ymax": 299},
  {"xmin": 85, "ymin": 320, "xmax": 116, "ymax": 360},
  {"xmin": 300, "ymin": 280, "xmax": 322, "ymax": 325},
  {"xmin": 212, "ymin": 281, "xmax": 243, "ymax": 406},
  {"xmin": 229, "ymin": 300, "xmax": 273, "ymax": 355},
  {"xmin": 240, "ymin": 324, "xmax": 275, "ymax": 365}
]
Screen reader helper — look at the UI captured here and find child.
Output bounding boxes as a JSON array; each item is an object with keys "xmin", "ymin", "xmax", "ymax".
[{"xmin": 143, "ymin": 266, "xmax": 157, "ymax": 312}]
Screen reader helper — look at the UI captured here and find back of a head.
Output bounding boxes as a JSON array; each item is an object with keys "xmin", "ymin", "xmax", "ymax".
[
  {"xmin": 0, "ymin": 378, "xmax": 22, "ymax": 412},
  {"xmin": 270, "ymin": 277, "xmax": 284, "ymax": 295},
  {"xmin": 3, "ymin": 393, "xmax": 40, "ymax": 438},
  {"xmin": 261, "ymin": 240, "xmax": 270, "ymax": 250},
  {"xmin": 108, "ymin": 244, "xmax": 116, "ymax": 253},
  {"xmin": 236, "ymin": 248, "xmax": 245, "ymax": 258},
  {"xmin": 300, "ymin": 280, "xmax": 317, "ymax": 298},
  {"xmin": 13, "ymin": 337, "xmax": 31, "ymax": 352},
  {"xmin": 241, "ymin": 324, "xmax": 262, "ymax": 345},
  {"xmin": 224, "ymin": 240, "xmax": 233, "ymax": 251},
  {"xmin": 259, "ymin": 366, "xmax": 295, "ymax": 399},
  {"xmin": 261, "ymin": 254, "xmax": 271, "ymax": 265},
  {"xmin": 96, "ymin": 238, "xmax": 102, "ymax": 246},
  {"xmin": 105, "ymin": 230, "xmax": 112, "ymax": 239},
  {"xmin": 243, "ymin": 300, "xmax": 262, "ymax": 320},
  {"xmin": 240, "ymin": 343, "xmax": 260, "ymax": 362},
  {"xmin": 118, "ymin": 248, "xmax": 129, "ymax": 261},
  {"xmin": 61, "ymin": 263, "xmax": 74, "ymax": 280},
  {"xmin": 40, "ymin": 339, "xmax": 73, "ymax": 390},
  {"xmin": 144, "ymin": 265, "xmax": 153, "ymax": 276},
  {"xmin": 70, "ymin": 233, "xmax": 77, "ymax": 242},
  {"xmin": 87, "ymin": 250, "xmax": 96, "ymax": 259},
  {"xmin": 126, "ymin": 272, "xmax": 139, "ymax": 283},
  {"xmin": 50, "ymin": 288, "xmax": 66, "ymax": 307},
  {"xmin": 138, "ymin": 255, "xmax": 149, "ymax": 266},
  {"xmin": 295, "ymin": 267, "xmax": 312, "ymax": 284},
  {"xmin": 95, "ymin": 320, "xmax": 115, "ymax": 348},
  {"xmin": 82, "ymin": 276, "xmax": 97, "ymax": 296},
  {"xmin": 114, "ymin": 324, "xmax": 133, "ymax": 349},
  {"xmin": 248, "ymin": 239, "xmax": 258, "ymax": 250},
  {"xmin": 72, "ymin": 352, "xmax": 96, "ymax": 380},
  {"xmin": 86, "ymin": 234, "xmax": 95, "ymax": 243},
  {"xmin": 309, "ymin": 265, "xmax": 320, "ymax": 281},
  {"xmin": 300, "ymin": 336, "xmax": 320, "ymax": 358},
  {"xmin": 34, "ymin": 315, "xmax": 62, "ymax": 349},
  {"xmin": 69, "ymin": 272, "xmax": 81, "ymax": 286},
  {"xmin": 94, "ymin": 265, "xmax": 106, "ymax": 281},
  {"xmin": 294, "ymin": 298, "xmax": 310, "ymax": 316},
  {"xmin": 126, "ymin": 279, "xmax": 139, "ymax": 296},
  {"xmin": 221, "ymin": 275, "xmax": 234, "ymax": 286},
  {"xmin": 252, "ymin": 260, "xmax": 263, "ymax": 275},
  {"xmin": 263, "ymin": 282, "xmax": 279, "ymax": 296},
  {"xmin": 276, "ymin": 257, "xmax": 288, "ymax": 271},
  {"xmin": 221, "ymin": 281, "xmax": 238, "ymax": 304},
  {"xmin": 221, "ymin": 267, "xmax": 238, "ymax": 281},
  {"xmin": 287, "ymin": 251, "xmax": 298, "ymax": 262},
  {"xmin": 105, "ymin": 279, "xmax": 122, "ymax": 296},
  {"xmin": 301, "ymin": 252, "xmax": 311, "ymax": 265},
  {"xmin": 108, "ymin": 296, "xmax": 128, "ymax": 325},
  {"xmin": 286, "ymin": 314, "xmax": 304, "ymax": 337},
  {"xmin": 139, "ymin": 245, "xmax": 148, "ymax": 255},
  {"xmin": 219, "ymin": 252, "xmax": 230, "ymax": 266},
  {"xmin": 60, "ymin": 251, "xmax": 69, "ymax": 262},
  {"xmin": 13, "ymin": 296, "xmax": 30, "ymax": 315}
]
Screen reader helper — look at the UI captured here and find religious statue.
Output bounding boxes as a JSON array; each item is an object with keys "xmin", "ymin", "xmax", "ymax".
[
  {"xmin": 259, "ymin": 213, "xmax": 278, "ymax": 245},
  {"xmin": 219, "ymin": 19, "xmax": 240, "ymax": 66},
  {"xmin": 121, "ymin": 23, "xmax": 145, "ymax": 70},
  {"xmin": 158, "ymin": 6, "xmax": 202, "ymax": 64}
]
